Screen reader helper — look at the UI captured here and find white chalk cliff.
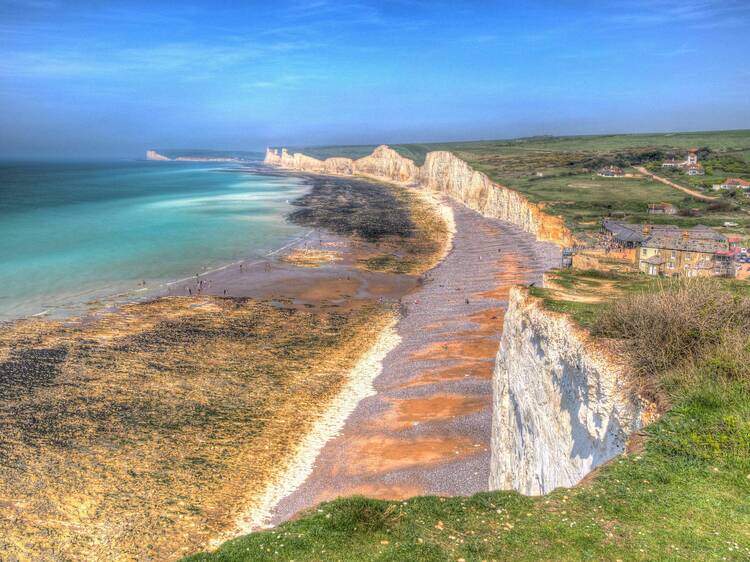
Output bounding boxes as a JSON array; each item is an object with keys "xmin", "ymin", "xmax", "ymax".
[
  {"xmin": 490, "ymin": 287, "xmax": 651, "ymax": 494},
  {"xmin": 264, "ymin": 145, "xmax": 572, "ymax": 246},
  {"xmin": 266, "ymin": 144, "xmax": 649, "ymax": 494}
]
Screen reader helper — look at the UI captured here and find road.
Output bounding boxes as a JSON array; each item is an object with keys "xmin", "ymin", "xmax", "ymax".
[{"xmin": 635, "ymin": 166, "xmax": 718, "ymax": 201}]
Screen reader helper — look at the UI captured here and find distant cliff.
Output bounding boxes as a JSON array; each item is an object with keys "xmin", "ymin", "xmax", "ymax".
[
  {"xmin": 146, "ymin": 150, "xmax": 171, "ymax": 161},
  {"xmin": 146, "ymin": 150, "xmax": 244, "ymax": 163},
  {"xmin": 264, "ymin": 145, "xmax": 573, "ymax": 246}
]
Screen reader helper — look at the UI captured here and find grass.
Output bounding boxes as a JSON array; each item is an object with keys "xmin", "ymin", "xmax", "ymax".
[{"xmin": 185, "ymin": 273, "xmax": 750, "ymax": 561}]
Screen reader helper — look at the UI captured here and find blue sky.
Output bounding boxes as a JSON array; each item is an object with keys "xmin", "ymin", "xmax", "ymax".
[{"xmin": 1, "ymin": 0, "xmax": 749, "ymax": 157}]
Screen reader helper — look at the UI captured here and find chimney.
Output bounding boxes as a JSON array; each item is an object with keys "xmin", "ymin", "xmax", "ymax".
[
  {"xmin": 642, "ymin": 224, "xmax": 651, "ymax": 235},
  {"xmin": 682, "ymin": 230, "xmax": 689, "ymax": 241}
]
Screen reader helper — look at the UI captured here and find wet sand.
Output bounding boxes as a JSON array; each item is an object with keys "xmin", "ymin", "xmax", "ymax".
[
  {"xmin": 269, "ymin": 199, "xmax": 560, "ymax": 521},
  {"xmin": 163, "ymin": 226, "xmax": 416, "ymax": 312}
]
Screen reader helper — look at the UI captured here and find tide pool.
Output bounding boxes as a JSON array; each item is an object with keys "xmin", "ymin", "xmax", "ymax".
[{"xmin": 0, "ymin": 159, "xmax": 308, "ymax": 320}]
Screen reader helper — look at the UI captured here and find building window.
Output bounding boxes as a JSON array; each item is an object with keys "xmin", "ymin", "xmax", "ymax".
[{"xmin": 671, "ymin": 250, "xmax": 676, "ymax": 259}]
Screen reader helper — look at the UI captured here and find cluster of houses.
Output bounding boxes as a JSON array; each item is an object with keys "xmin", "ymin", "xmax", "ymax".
[
  {"xmin": 662, "ymin": 148, "xmax": 705, "ymax": 176},
  {"xmin": 602, "ymin": 220, "xmax": 739, "ymax": 278}
]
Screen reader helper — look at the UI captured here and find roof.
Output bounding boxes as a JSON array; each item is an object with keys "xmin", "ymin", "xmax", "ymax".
[
  {"xmin": 602, "ymin": 220, "xmax": 646, "ymax": 243},
  {"xmin": 603, "ymin": 220, "xmax": 726, "ymax": 244},
  {"xmin": 643, "ymin": 234, "xmax": 728, "ymax": 254},
  {"xmin": 643, "ymin": 255, "xmax": 665, "ymax": 265},
  {"xmin": 724, "ymin": 178, "xmax": 750, "ymax": 187}
]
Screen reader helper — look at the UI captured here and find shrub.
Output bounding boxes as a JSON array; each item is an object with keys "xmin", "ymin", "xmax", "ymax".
[{"xmin": 593, "ymin": 279, "xmax": 750, "ymax": 397}]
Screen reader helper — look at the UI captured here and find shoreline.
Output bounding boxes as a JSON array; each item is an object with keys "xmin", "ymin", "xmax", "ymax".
[
  {"xmin": 206, "ymin": 180, "xmax": 457, "ymax": 545},
  {"xmin": 258, "ymin": 154, "xmax": 560, "ymax": 529},
  {"xmin": 0, "ymin": 161, "xmax": 310, "ymax": 324}
]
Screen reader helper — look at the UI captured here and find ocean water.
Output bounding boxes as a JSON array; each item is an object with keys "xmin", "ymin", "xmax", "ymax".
[{"xmin": 0, "ymin": 159, "xmax": 309, "ymax": 320}]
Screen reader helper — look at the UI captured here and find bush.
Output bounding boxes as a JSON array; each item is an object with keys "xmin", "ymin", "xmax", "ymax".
[
  {"xmin": 707, "ymin": 198, "xmax": 738, "ymax": 212},
  {"xmin": 593, "ymin": 279, "xmax": 750, "ymax": 397}
]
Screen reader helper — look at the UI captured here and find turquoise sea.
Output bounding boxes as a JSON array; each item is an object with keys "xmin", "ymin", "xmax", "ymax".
[{"xmin": 0, "ymin": 159, "xmax": 308, "ymax": 320}]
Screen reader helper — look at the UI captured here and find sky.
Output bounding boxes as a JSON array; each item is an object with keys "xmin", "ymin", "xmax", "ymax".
[{"xmin": 1, "ymin": 0, "xmax": 749, "ymax": 158}]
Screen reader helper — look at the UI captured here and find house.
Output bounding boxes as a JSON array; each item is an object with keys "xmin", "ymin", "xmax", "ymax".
[
  {"xmin": 602, "ymin": 220, "xmax": 648, "ymax": 248},
  {"xmin": 597, "ymin": 165, "xmax": 624, "ymax": 177},
  {"xmin": 713, "ymin": 177, "xmax": 750, "ymax": 191},
  {"xmin": 638, "ymin": 229, "xmax": 733, "ymax": 277},
  {"xmin": 661, "ymin": 149, "xmax": 703, "ymax": 174},
  {"xmin": 647, "ymin": 202, "xmax": 678, "ymax": 215},
  {"xmin": 602, "ymin": 220, "xmax": 725, "ymax": 249},
  {"xmin": 603, "ymin": 220, "xmax": 733, "ymax": 277}
]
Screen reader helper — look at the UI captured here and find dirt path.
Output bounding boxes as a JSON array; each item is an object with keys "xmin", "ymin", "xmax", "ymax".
[
  {"xmin": 635, "ymin": 166, "xmax": 717, "ymax": 201},
  {"xmin": 269, "ymin": 198, "xmax": 561, "ymax": 524}
]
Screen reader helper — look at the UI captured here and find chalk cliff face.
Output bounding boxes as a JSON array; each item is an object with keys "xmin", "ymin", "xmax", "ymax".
[
  {"xmin": 265, "ymin": 145, "xmax": 572, "ymax": 246},
  {"xmin": 490, "ymin": 287, "xmax": 650, "ymax": 494},
  {"xmin": 354, "ymin": 145, "xmax": 420, "ymax": 184},
  {"xmin": 420, "ymin": 151, "xmax": 573, "ymax": 246}
]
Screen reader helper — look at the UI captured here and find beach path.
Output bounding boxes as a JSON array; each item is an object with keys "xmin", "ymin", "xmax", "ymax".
[{"xmin": 270, "ymin": 197, "xmax": 560, "ymax": 523}]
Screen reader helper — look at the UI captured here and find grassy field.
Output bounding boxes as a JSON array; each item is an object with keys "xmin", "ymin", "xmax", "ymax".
[
  {"xmin": 435, "ymin": 131, "xmax": 750, "ymax": 239},
  {"xmin": 294, "ymin": 130, "xmax": 750, "ymax": 240},
  {"xmin": 185, "ymin": 271, "xmax": 750, "ymax": 561}
]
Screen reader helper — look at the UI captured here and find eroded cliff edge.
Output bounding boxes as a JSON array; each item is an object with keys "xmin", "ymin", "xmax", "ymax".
[
  {"xmin": 490, "ymin": 286, "xmax": 651, "ymax": 494},
  {"xmin": 265, "ymin": 145, "xmax": 573, "ymax": 246}
]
